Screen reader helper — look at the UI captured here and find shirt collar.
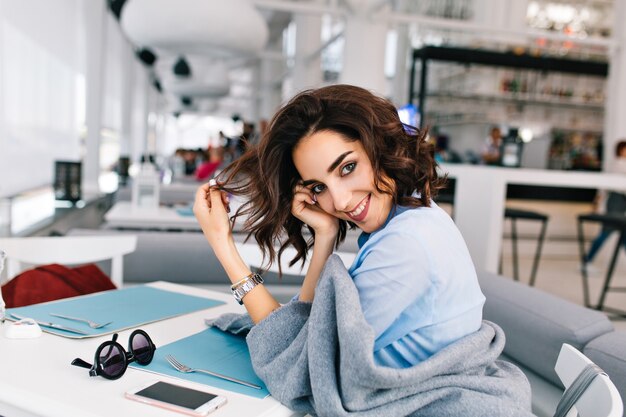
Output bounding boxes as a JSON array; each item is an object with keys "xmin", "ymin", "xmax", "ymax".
[{"xmin": 357, "ymin": 192, "xmax": 423, "ymax": 248}]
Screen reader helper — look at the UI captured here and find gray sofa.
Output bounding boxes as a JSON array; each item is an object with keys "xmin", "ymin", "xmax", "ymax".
[
  {"xmin": 478, "ymin": 270, "xmax": 625, "ymax": 416},
  {"xmin": 68, "ymin": 228, "xmax": 361, "ymax": 286},
  {"xmin": 68, "ymin": 227, "xmax": 625, "ymax": 416}
]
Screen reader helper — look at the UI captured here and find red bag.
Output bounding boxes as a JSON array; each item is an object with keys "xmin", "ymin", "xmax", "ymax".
[{"xmin": 1, "ymin": 263, "xmax": 116, "ymax": 308}]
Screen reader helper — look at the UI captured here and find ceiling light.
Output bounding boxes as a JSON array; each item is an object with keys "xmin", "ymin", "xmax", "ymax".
[{"xmin": 173, "ymin": 57, "xmax": 192, "ymax": 77}]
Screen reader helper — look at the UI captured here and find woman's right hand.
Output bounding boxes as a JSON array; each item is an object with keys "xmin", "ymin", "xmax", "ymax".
[
  {"xmin": 291, "ymin": 185, "xmax": 338, "ymax": 238},
  {"xmin": 193, "ymin": 181, "xmax": 232, "ymax": 249}
]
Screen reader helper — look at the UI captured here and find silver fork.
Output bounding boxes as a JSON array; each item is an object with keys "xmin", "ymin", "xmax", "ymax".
[
  {"xmin": 164, "ymin": 354, "xmax": 262, "ymax": 390},
  {"xmin": 49, "ymin": 313, "xmax": 112, "ymax": 329}
]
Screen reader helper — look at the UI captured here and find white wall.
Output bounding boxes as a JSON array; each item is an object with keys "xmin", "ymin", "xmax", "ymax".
[
  {"xmin": 0, "ymin": 0, "xmax": 84, "ymax": 198},
  {"xmin": 0, "ymin": 0, "xmax": 151, "ymax": 199}
]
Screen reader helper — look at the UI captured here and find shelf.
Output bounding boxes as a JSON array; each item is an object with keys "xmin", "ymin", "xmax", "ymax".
[
  {"xmin": 409, "ymin": 46, "xmax": 609, "ymax": 129},
  {"xmin": 426, "ymin": 91, "xmax": 605, "ymax": 111},
  {"xmin": 413, "ymin": 46, "xmax": 608, "ymax": 76},
  {"xmin": 426, "ymin": 111, "xmax": 604, "ymax": 133}
]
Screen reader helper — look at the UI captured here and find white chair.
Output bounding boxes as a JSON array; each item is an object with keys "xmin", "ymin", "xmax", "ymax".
[
  {"xmin": 554, "ymin": 343, "xmax": 623, "ymax": 417},
  {"xmin": 0, "ymin": 235, "xmax": 137, "ymax": 288},
  {"xmin": 235, "ymin": 241, "xmax": 356, "ymax": 276}
]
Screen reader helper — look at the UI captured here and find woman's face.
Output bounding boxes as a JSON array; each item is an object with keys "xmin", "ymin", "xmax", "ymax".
[{"xmin": 292, "ymin": 130, "xmax": 393, "ymax": 233}]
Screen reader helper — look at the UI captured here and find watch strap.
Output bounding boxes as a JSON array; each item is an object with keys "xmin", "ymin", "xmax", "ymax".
[{"xmin": 231, "ymin": 273, "xmax": 264, "ymax": 305}]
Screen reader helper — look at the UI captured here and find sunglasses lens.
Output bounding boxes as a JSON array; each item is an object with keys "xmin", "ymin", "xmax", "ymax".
[
  {"xmin": 99, "ymin": 344, "xmax": 125, "ymax": 377},
  {"xmin": 132, "ymin": 333, "xmax": 153, "ymax": 364}
]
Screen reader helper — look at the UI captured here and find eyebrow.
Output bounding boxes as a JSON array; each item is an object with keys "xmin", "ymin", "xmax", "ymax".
[
  {"xmin": 327, "ymin": 151, "xmax": 353, "ymax": 173},
  {"xmin": 300, "ymin": 151, "xmax": 354, "ymax": 187}
]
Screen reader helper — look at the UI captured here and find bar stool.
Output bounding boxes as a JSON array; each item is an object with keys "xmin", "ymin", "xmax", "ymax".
[
  {"xmin": 500, "ymin": 208, "xmax": 549, "ymax": 286},
  {"xmin": 577, "ymin": 213, "xmax": 626, "ymax": 316}
]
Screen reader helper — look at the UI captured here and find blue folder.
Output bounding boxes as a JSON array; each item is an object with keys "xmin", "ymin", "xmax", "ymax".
[
  {"xmin": 131, "ymin": 327, "xmax": 269, "ymax": 399},
  {"xmin": 6, "ymin": 286, "xmax": 225, "ymax": 338}
]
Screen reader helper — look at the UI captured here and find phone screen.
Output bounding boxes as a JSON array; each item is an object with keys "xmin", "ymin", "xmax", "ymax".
[{"xmin": 135, "ymin": 381, "xmax": 217, "ymax": 410}]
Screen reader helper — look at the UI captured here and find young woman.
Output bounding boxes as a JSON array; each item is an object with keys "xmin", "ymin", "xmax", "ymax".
[{"xmin": 193, "ymin": 84, "xmax": 485, "ymax": 368}]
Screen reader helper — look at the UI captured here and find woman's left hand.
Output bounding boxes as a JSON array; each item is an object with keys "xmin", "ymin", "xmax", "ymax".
[{"xmin": 291, "ymin": 184, "xmax": 339, "ymax": 238}]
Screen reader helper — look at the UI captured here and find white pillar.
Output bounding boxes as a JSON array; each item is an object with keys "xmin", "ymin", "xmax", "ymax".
[
  {"xmin": 472, "ymin": 0, "xmax": 506, "ymax": 29},
  {"xmin": 119, "ymin": 45, "xmax": 135, "ymax": 157},
  {"xmin": 0, "ymin": 2, "xmax": 5, "ymax": 201},
  {"xmin": 504, "ymin": 0, "xmax": 528, "ymax": 33},
  {"xmin": 82, "ymin": 0, "xmax": 107, "ymax": 195},
  {"xmin": 340, "ymin": 3, "xmax": 387, "ymax": 94},
  {"xmin": 145, "ymin": 85, "xmax": 158, "ymax": 157},
  {"xmin": 603, "ymin": 0, "xmax": 626, "ymax": 170},
  {"xmin": 291, "ymin": 13, "xmax": 323, "ymax": 95},
  {"xmin": 390, "ymin": 0, "xmax": 410, "ymax": 106},
  {"xmin": 472, "ymin": 0, "xmax": 527, "ymax": 44},
  {"xmin": 249, "ymin": 63, "xmax": 261, "ymax": 122},
  {"xmin": 260, "ymin": 42, "xmax": 284, "ymax": 120},
  {"xmin": 131, "ymin": 65, "xmax": 149, "ymax": 164},
  {"xmin": 0, "ymin": 198, "xmax": 11, "ymax": 237}
]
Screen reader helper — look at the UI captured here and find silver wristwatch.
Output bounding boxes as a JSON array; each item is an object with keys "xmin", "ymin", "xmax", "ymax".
[{"xmin": 231, "ymin": 273, "xmax": 264, "ymax": 305}]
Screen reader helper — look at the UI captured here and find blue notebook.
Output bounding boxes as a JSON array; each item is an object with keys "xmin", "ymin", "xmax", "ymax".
[
  {"xmin": 131, "ymin": 327, "xmax": 269, "ymax": 399},
  {"xmin": 6, "ymin": 286, "xmax": 225, "ymax": 338}
]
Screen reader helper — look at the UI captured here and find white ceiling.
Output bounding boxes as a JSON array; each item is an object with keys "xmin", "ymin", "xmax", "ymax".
[{"xmin": 110, "ymin": 0, "xmax": 615, "ymax": 119}]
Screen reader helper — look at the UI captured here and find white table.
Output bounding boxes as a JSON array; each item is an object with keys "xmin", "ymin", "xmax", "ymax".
[
  {"xmin": 104, "ymin": 198, "xmax": 248, "ymax": 232},
  {"xmin": 0, "ymin": 282, "xmax": 299, "ymax": 417},
  {"xmin": 104, "ymin": 202, "xmax": 202, "ymax": 231},
  {"xmin": 441, "ymin": 164, "xmax": 626, "ymax": 273}
]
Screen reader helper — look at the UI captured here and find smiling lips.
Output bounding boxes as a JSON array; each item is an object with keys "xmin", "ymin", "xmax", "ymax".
[{"xmin": 346, "ymin": 194, "xmax": 371, "ymax": 222}]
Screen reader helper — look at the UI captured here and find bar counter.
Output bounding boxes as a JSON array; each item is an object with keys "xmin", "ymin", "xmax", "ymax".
[{"xmin": 440, "ymin": 163, "xmax": 626, "ymax": 273}]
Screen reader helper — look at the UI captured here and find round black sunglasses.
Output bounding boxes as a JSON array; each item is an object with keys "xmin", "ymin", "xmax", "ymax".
[{"xmin": 71, "ymin": 329, "xmax": 156, "ymax": 380}]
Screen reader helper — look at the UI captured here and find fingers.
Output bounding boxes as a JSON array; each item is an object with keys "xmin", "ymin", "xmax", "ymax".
[
  {"xmin": 293, "ymin": 184, "xmax": 316, "ymax": 205},
  {"xmin": 207, "ymin": 180, "xmax": 228, "ymax": 214},
  {"xmin": 195, "ymin": 183, "xmax": 212, "ymax": 209},
  {"xmin": 222, "ymin": 192, "xmax": 231, "ymax": 213}
]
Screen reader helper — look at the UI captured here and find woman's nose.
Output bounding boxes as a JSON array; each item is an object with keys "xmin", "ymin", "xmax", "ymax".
[{"xmin": 328, "ymin": 185, "xmax": 351, "ymax": 212}]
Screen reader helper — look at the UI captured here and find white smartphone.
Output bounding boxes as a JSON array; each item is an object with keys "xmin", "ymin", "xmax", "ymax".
[{"xmin": 125, "ymin": 380, "xmax": 227, "ymax": 416}]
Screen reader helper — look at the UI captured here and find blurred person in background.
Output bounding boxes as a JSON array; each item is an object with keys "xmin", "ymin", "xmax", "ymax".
[
  {"xmin": 195, "ymin": 147, "xmax": 224, "ymax": 181},
  {"xmin": 481, "ymin": 126, "xmax": 503, "ymax": 165},
  {"xmin": 583, "ymin": 139, "xmax": 626, "ymax": 271}
]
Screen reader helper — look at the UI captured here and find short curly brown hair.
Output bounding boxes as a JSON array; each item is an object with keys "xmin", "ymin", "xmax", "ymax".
[{"xmin": 218, "ymin": 84, "xmax": 446, "ymax": 273}]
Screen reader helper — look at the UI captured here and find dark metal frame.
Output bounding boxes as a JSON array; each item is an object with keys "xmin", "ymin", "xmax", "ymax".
[
  {"xmin": 500, "ymin": 209, "xmax": 548, "ymax": 285},
  {"xmin": 577, "ymin": 213, "xmax": 626, "ymax": 318}
]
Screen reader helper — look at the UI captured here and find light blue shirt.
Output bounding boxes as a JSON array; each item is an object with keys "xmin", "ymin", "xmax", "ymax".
[{"xmin": 348, "ymin": 202, "xmax": 485, "ymax": 368}]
